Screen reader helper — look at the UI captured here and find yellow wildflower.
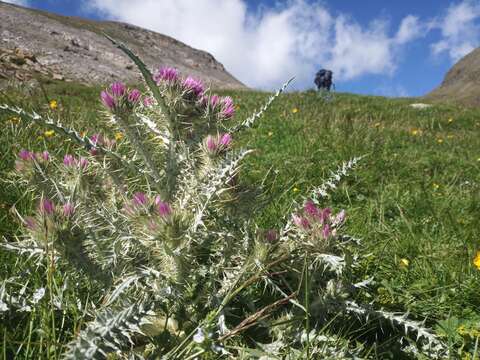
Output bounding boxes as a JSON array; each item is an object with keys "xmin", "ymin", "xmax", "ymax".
[
  {"xmin": 411, "ymin": 128, "xmax": 421, "ymax": 136},
  {"xmin": 115, "ymin": 132, "xmax": 124, "ymax": 141},
  {"xmin": 293, "ymin": 187, "xmax": 300, "ymax": 193},
  {"xmin": 44, "ymin": 130, "xmax": 55, "ymax": 138},
  {"xmin": 292, "ymin": 108, "xmax": 299, "ymax": 113},
  {"xmin": 399, "ymin": 258, "xmax": 409, "ymax": 268},
  {"xmin": 447, "ymin": 118, "xmax": 453, "ymax": 123},
  {"xmin": 432, "ymin": 183, "xmax": 440, "ymax": 190},
  {"xmin": 473, "ymin": 251, "xmax": 480, "ymax": 270},
  {"xmin": 437, "ymin": 138, "xmax": 444, "ymax": 144},
  {"xmin": 268, "ymin": 131, "xmax": 273, "ymax": 137},
  {"xmin": 447, "ymin": 134, "xmax": 454, "ymax": 139},
  {"xmin": 49, "ymin": 100, "xmax": 58, "ymax": 110}
]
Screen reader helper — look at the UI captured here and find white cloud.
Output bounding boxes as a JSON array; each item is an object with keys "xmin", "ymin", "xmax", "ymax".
[
  {"xmin": 85, "ymin": 0, "xmax": 422, "ymax": 89},
  {"xmin": 395, "ymin": 15, "xmax": 424, "ymax": 44},
  {"xmin": 2, "ymin": 0, "xmax": 29, "ymax": 5},
  {"xmin": 431, "ymin": 0, "xmax": 480, "ymax": 61}
]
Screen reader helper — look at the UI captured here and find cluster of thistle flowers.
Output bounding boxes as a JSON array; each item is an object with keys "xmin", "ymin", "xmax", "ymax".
[
  {"xmin": 292, "ymin": 200, "xmax": 346, "ymax": 240},
  {"xmin": 15, "ymin": 149, "xmax": 50, "ymax": 172},
  {"xmin": 153, "ymin": 66, "xmax": 235, "ymax": 120},
  {"xmin": 23, "ymin": 197, "xmax": 75, "ymax": 234},
  {"xmin": 100, "ymin": 82, "xmax": 153, "ymax": 113},
  {"xmin": 87, "ymin": 133, "xmax": 118, "ymax": 155},
  {"xmin": 123, "ymin": 192, "xmax": 173, "ymax": 231}
]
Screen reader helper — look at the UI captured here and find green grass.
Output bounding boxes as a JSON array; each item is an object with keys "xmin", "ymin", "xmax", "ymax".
[{"xmin": 1, "ymin": 80, "xmax": 480, "ymax": 357}]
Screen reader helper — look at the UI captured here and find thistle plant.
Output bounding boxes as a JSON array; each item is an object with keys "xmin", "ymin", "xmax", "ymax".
[{"xmin": 0, "ymin": 38, "xmax": 449, "ymax": 359}]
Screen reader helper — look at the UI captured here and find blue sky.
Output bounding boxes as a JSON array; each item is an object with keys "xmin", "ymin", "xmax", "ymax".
[{"xmin": 6, "ymin": 0, "xmax": 480, "ymax": 97}]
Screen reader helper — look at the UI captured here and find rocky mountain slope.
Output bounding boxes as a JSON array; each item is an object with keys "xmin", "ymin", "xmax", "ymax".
[
  {"xmin": 426, "ymin": 48, "xmax": 480, "ymax": 107},
  {"xmin": 0, "ymin": 1, "xmax": 246, "ymax": 89}
]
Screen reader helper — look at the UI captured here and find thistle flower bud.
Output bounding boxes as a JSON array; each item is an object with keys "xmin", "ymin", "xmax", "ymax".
[
  {"xmin": 220, "ymin": 96, "xmax": 235, "ymax": 119},
  {"xmin": 322, "ymin": 223, "xmax": 331, "ymax": 239},
  {"xmin": 333, "ymin": 209, "xmax": 346, "ymax": 225},
  {"xmin": 63, "ymin": 154, "xmax": 75, "ymax": 167},
  {"xmin": 205, "ymin": 135, "xmax": 217, "ymax": 152},
  {"xmin": 78, "ymin": 157, "xmax": 89, "ymax": 169},
  {"xmin": 319, "ymin": 208, "xmax": 331, "ymax": 224},
  {"xmin": 154, "ymin": 67, "xmax": 178, "ymax": 84},
  {"xmin": 143, "ymin": 96, "xmax": 154, "ymax": 107},
  {"xmin": 154, "ymin": 196, "xmax": 172, "ymax": 217},
  {"xmin": 201, "ymin": 94, "xmax": 220, "ymax": 109},
  {"xmin": 219, "ymin": 133, "xmax": 232, "ymax": 147},
  {"xmin": 63, "ymin": 202, "xmax": 75, "ymax": 217},
  {"xmin": 40, "ymin": 151, "xmax": 50, "ymax": 162},
  {"xmin": 90, "ymin": 133, "xmax": 103, "ymax": 146},
  {"xmin": 293, "ymin": 214, "xmax": 310, "ymax": 230},
  {"xmin": 132, "ymin": 192, "xmax": 148, "ymax": 207},
  {"xmin": 100, "ymin": 90, "xmax": 115, "ymax": 110},
  {"xmin": 39, "ymin": 198, "xmax": 55, "ymax": 215},
  {"xmin": 127, "ymin": 89, "xmax": 141, "ymax": 104},
  {"xmin": 18, "ymin": 149, "xmax": 35, "ymax": 161}
]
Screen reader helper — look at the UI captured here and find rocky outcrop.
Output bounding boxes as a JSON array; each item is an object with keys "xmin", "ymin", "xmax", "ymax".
[
  {"xmin": 0, "ymin": 1, "xmax": 246, "ymax": 89},
  {"xmin": 426, "ymin": 48, "xmax": 480, "ymax": 107}
]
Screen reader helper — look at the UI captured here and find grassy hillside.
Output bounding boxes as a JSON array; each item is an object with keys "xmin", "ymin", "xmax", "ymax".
[{"xmin": 1, "ymin": 80, "xmax": 479, "ymax": 357}]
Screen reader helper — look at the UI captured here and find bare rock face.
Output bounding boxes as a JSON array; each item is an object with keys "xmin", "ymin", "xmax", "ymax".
[
  {"xmin": 0, "ymin": 1, "xmax": 246, "ymax": 89},
  {"xmin": 426, "ymin": 48, "xmax": 480, "ymax": 107}
]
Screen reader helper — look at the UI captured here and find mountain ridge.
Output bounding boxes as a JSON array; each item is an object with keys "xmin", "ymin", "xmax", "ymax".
[
  {"xmin": 425, "ymin": 48, "xmax": 480, "ymax": 107},
  {"xmin": 0, "ymin": 1, "xmax": 246, "ymax": 89}
]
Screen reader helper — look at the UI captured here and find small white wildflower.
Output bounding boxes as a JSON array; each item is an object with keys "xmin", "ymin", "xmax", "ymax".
[
  {"xmin": 32, "ymin": 287, "xmax": 45, "ymax": 304},
  {"xmin": 217, "ymin": 314, "xmax": 228, "ymax": 335},
  {"xmin": 193, "ymin": 327, "xmax": 205, "ymax": 343},
  {"xmin": 0, "ymin": 301, "xmax": 8, "ymax": 312}
]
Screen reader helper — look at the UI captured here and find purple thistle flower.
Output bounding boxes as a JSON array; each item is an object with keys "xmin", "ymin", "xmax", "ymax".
[
  {"xmin": 304, "ymin": 200, "xmax": 319, "ymax": 217},
  {"xmin": 39, "ymin": 198, "xmax": 55, "ymax": 215},
  {"xmin": 322, "ymin": 223, "xmax": 331, "ymax": 239},
  {"xmin": 182, "ymin": 76, "xmax": 204, "ymax": 97},
  {"xmin": 40, "ymin": 151, "xmax": 50, "ymax": 161},
  {"xmin": 24, "ymin": 216, "xmax": 37, "ymax": 230},
  {"xmin": 100, "ymin": 90, "xmax": 115, "ymax": 110},
  {"xmin": 18, "ymin": 149, "xmax": 35, "ymax": 161},
  {"xmin": 319, "ymin": 208, "xmax": 332, "ymax": 224},
  {"xmin": 78, "ymin": 157, "xmax": 89, "ymax": 169},
  {"xmin": 208, "ymin": 95, "xmax": 220, "ymax": 108},
  {"xmin": 154, "ymin": 67, "xmax": 178, "ymax": 84},
  {"xmin": 220, "ymin": 96, "xmax": 235, "ymax": 119},
  {"xmin": 293, "ymin": 214, "xmax": 310, "ymax": 230},
  {"xmin": 219, "ymin": 133, "xmax": 232, "ymax": 147},
  {"xmin": 127, "ymin": 89, "xmax": 141, "ymax": 104},
  {"xmin": 205, "ymin": 135, "xmax": 217, "ymax": 152},
  {"xmin": 143, "ymin": 96, "xmax": 154, "ymax": 107},
  {"xmin": 63, "ymin": 202, "xmax": 75, "ymax": 217},
  {"xmin": 90, "ymin": 133, "xmax": 103, "ymax": 146},
  {"xmin": 154, "ymin": 196, "xmax": 172, "ymax": 217},
  {"xmin": 110, "ymin": 82, "xmax": 126, "ymax": 97},
  {"xmin": 63, "ymin": 154, "xmax": 75, "ymax": 167},
  {"xmin": 132, "ymin": 192, "xmax": 148, "ymax": 207},
  {"xmin": 334, "ymin": 210, "xmax": 346, "ymax": 225}
]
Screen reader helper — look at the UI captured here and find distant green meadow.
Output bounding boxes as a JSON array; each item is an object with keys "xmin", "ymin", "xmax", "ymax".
[{"xmin": 1, "ymin": 80, "xmax": 479, "ymax": 356}]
